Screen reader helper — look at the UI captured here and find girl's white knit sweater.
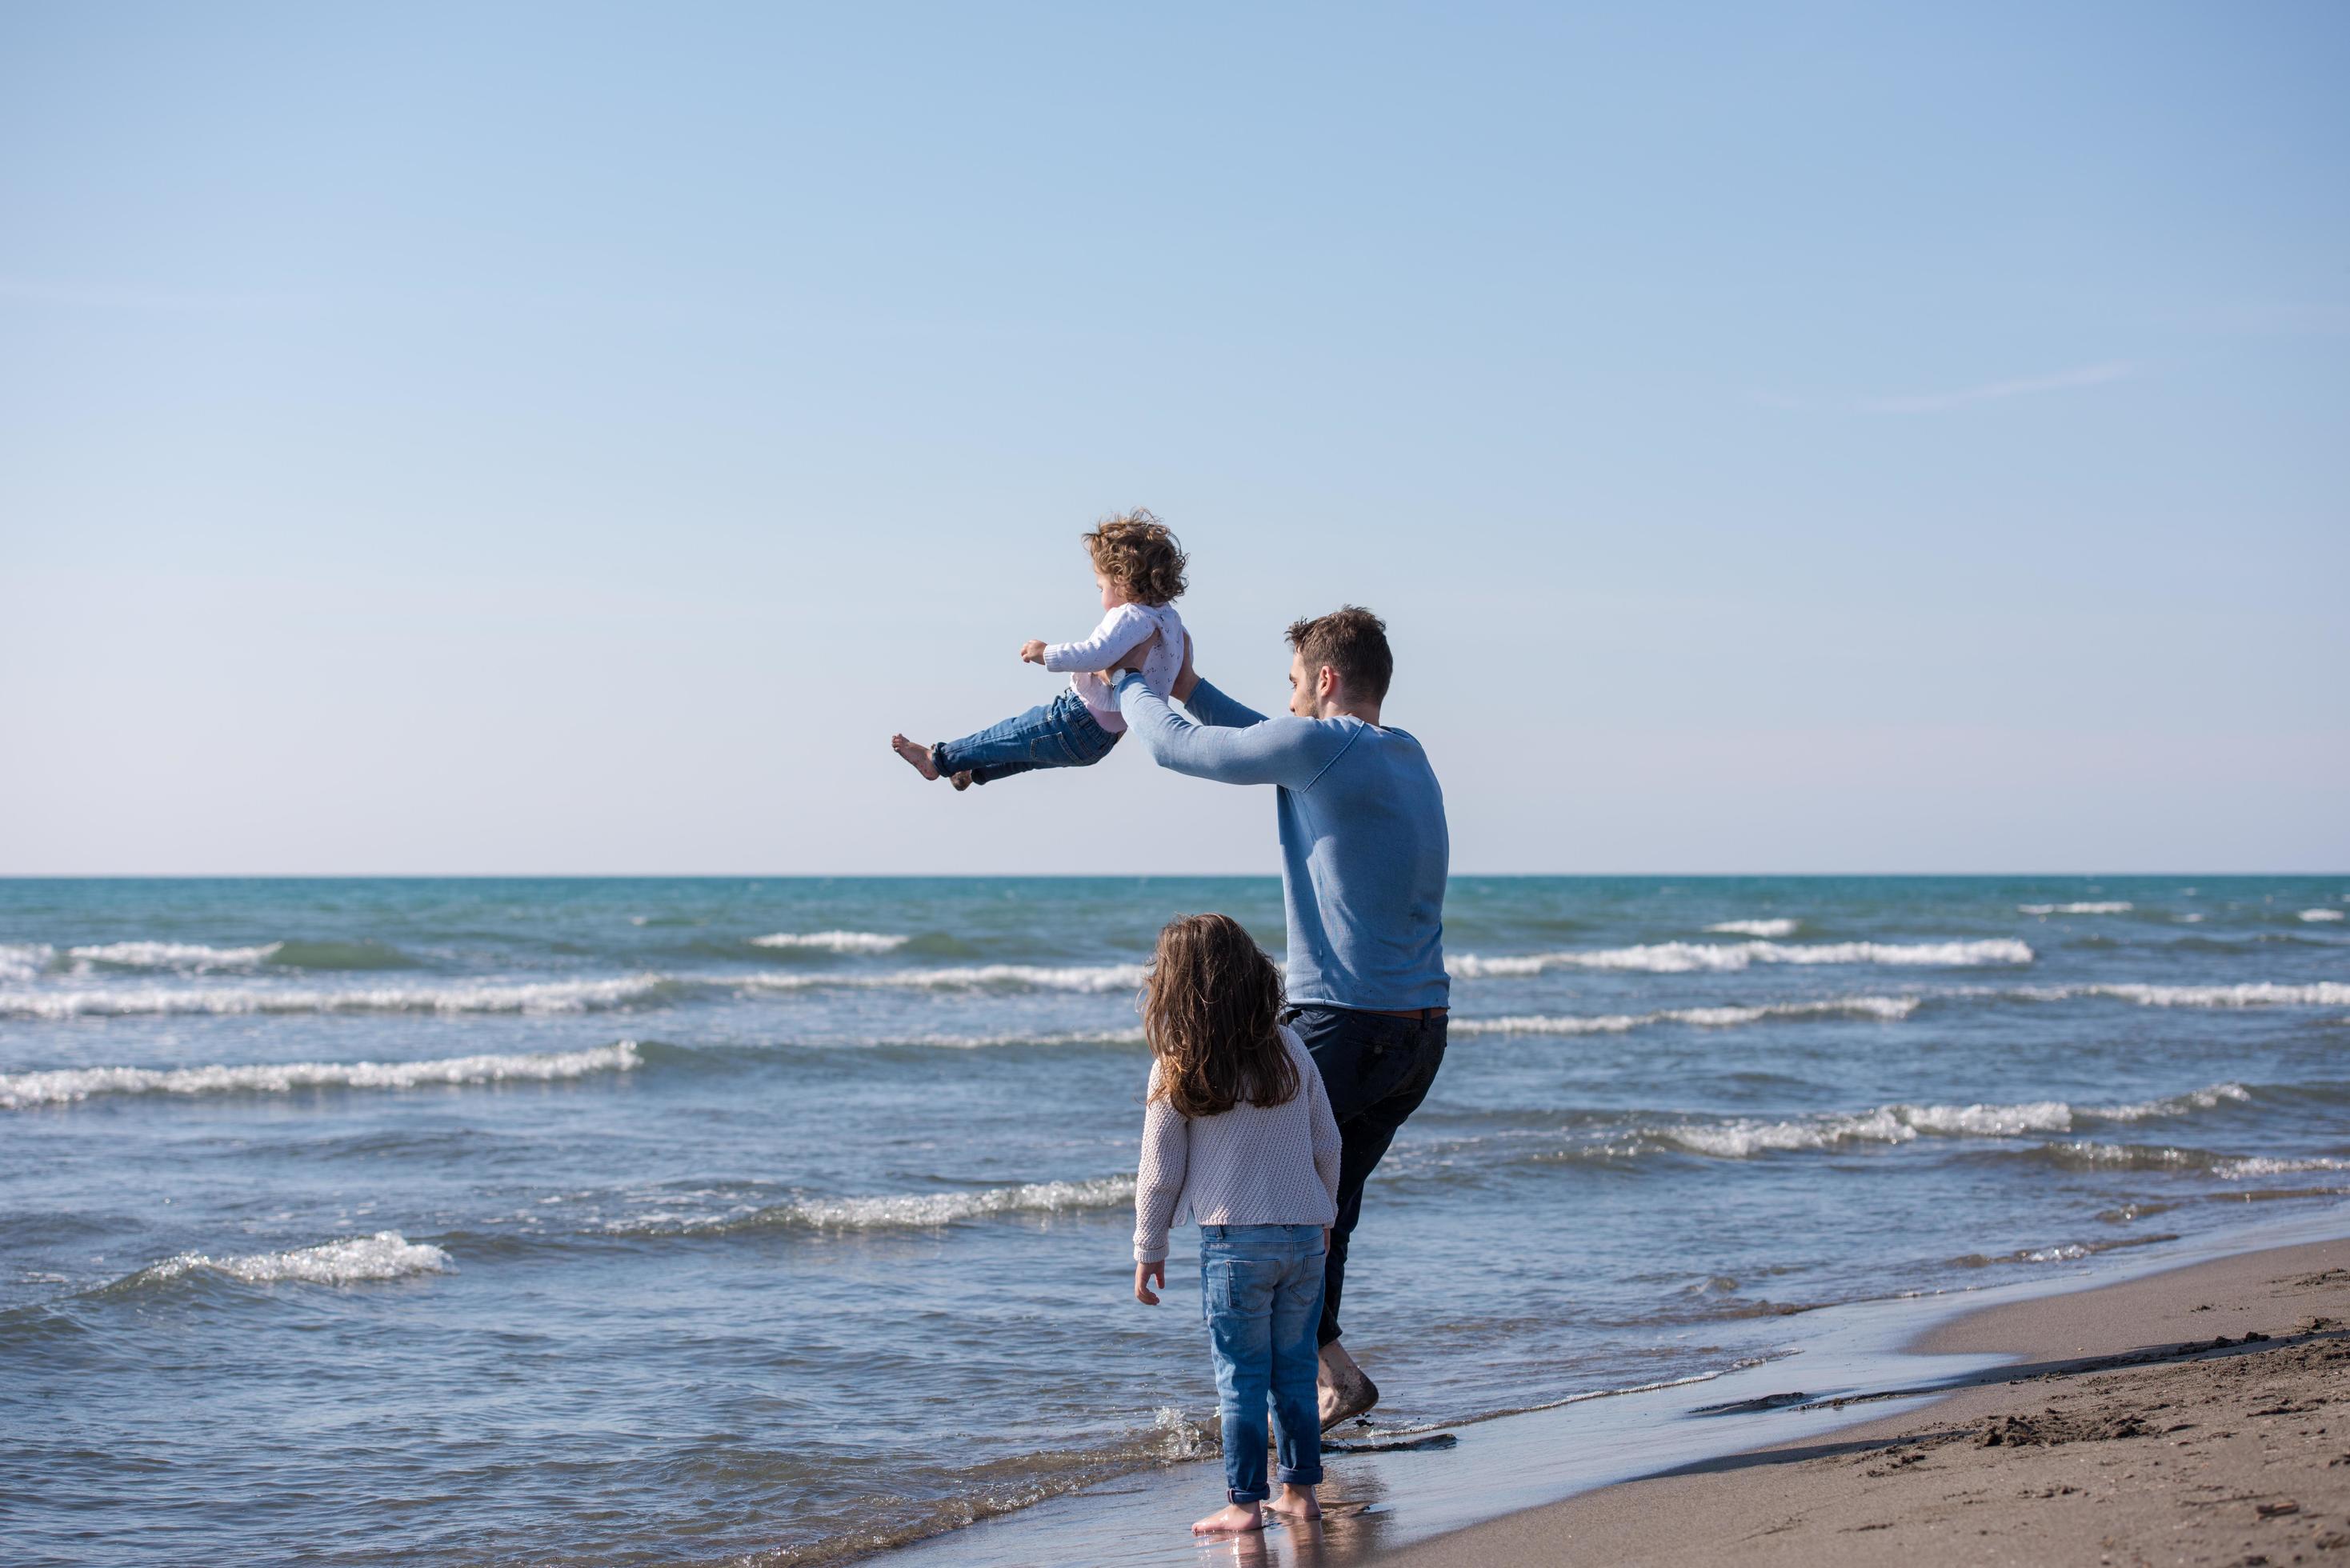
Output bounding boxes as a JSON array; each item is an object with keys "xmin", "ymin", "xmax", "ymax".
[{"xmin": 1132, "ymin": 1025, "xmax": 1342, "ymax": 1264}]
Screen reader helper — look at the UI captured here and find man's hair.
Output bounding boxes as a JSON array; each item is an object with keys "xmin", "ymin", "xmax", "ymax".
[
  {"xmin": 1081, "ymin": 509, "xmax": 1187, "ymax": 606},
  {"xmin": 1286, "ymin": 605, "xmax": 1393, "ymax": 703}
]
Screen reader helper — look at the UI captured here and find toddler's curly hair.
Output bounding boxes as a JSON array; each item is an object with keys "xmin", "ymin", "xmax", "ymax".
[{"xmin": 1082, "ymin": 510, "xmax": 1187, "ymax": 606}]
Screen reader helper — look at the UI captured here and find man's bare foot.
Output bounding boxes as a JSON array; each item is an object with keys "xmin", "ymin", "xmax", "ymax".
[
  {"xmin": 951, "ymin": 771, "xmax": 972, "ymax": 791},
  {"xmin": 1265, "ymin": 1483, "xmax": 1321, "ymax": 1520},
  {"xmin": 890, "ymin": 734, "xmax": 940, "ymax": 781},
  {"xmin": 1192, "ymin": 1502, "xmax": 1263, "ymax": 1534},
  {"xmin": 1318, "ymin": 1340, "xmax": 1379, "ymax": 1430}
]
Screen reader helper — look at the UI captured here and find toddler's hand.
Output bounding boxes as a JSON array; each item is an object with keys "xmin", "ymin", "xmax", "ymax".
[
  {"xmin": 1134, "ymin": 1260, "xmax": 1163, "ymax": 1305},
  {"xmin": 1019, "ymin": 639, "xmax": 1047, "ymax": 664}
]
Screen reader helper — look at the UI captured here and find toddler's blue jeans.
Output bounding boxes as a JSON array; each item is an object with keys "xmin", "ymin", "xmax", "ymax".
[
  {"xmin": 1199, "ymin": 1223, "xmax": 1326, "ymax": 1505},
  {"xmin": 932, "ymin": 688, "xmax": 1119, "ymax": 786}
]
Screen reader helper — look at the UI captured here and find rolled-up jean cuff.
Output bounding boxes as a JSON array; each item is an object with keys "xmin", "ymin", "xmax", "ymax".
[
  {"xmin": 1276, "ymin": 1465, "xmax": 1323, "ymax": 1487},
  {"xmin": 1227, "ymin": 1487, "xmax": 1269, "ymax": 1505}
]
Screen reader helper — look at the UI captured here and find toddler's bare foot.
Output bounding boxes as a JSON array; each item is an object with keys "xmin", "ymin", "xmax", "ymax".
[
  {"xmin": 889, "ymin": 734, "xmax": 941, "ymax": 781},
  {"xmin": 951, "ymin": 771, "xmax": 972, "ymax": 791},
  {"xmin": 1265, "ymin": 1483, "xmax": 1321, "ymax": 1520},
  {"xmin": 1192, "ymin": 1502, "xmax": 1263, "ymax": 1535}
]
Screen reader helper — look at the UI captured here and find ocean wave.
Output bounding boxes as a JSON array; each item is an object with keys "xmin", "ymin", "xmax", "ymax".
[
  {"xmin": 0, "ymin": 943, "xmax": 51, "ymax": 983},
  {"xmin": 1705, "ymin": 918, "xmax": 1799, "ymax": 938},
  {"xmin": 1955, "ymin": 1233, "xmax": 2180, "ymax": 1266},
  {"xmin": 1449, "ymin": 938, "xmax": 2032, "ymax": 978},
  {"xmin": 1655, "ymin": 1082, "xmax": 2250, "ymax": 1159},
  {"xmin": 67, "ymin": 941, "xmax": 280, "ymax": 971},
  {"xmin": 2302, "ymin": 909, "xmax": 2347, "ymax": 923},
  {"xmin": 1450, "ymin": 996, "xmax": 1920, "ymax": 1037},
  {"xmin": 2088, "ymin": 1082, "xmax": 2252, "ymax": 1121},
  {"xmin": 607, "ymin": 1174, "xmax": 1138, "ymax": 1236},
  {"xmin": 2017, "ymin": 902, "xmax": 2132, "ymax": 915},
  {"xmin": 1662, "ymin": 1102, "xmax": 2060, "ymax": 1158},
  {"xmin": 115, "ymin": 1231, "xmax": 454, "ymax": 1289},
  {"xmin": 738, "ymin": 962, "xmax": 1147, "ymax": 995},
  {"xmin": 748, "ymin": 930, "xmax": 912, "ymax": 954},
  {"xmin": 2214, "ymin": 1154, "xmax": 2350, "ymax": 1180},
  {"xmin": 0, "ymin": 1042, "xmax": 641, "ymax": 1110},
  {"xmin": 882, "ymin": 1027, "xmax": 1147, "ymax": 1050},
  {"xmin": 0, "ymin": 974, "xmax": 671, "ymax": 1019},
  {"xmin": 2040, "ymin": 982, "xmax": 2350, "ymax": 1009}
]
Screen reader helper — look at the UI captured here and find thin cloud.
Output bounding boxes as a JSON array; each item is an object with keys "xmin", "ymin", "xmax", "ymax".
[{"xmin": 1860, "ymin": 361, "xmax": 2140, "ymax": 414}]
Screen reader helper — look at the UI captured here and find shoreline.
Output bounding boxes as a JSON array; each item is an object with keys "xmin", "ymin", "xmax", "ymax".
[
  {"xmin": 880, "ymin": 1212, "xmax": 2350, "ymax": 1566},
  {"xmin": 1384, "ymin": 1230, "xmax": 2350, "ymax": 1566}
]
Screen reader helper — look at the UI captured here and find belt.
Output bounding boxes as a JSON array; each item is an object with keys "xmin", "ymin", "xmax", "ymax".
[{"xmin": 1361, "ymin": 1006, "xmax": 1447, "ymax": 1020}]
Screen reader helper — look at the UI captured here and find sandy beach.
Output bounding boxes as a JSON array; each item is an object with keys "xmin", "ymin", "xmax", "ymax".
[{"xmin": 1387, "ymin": 1236, "xmax": 2350, "ymax": 1566}]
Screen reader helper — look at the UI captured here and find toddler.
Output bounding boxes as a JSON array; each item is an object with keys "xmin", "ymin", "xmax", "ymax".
[
  {"xmin": 891, "ymin": 511, "xmax": 1187, "ymax": 790},
  {"xmin": 1131, "ymin": 913, "xmax": 1341, "ymax": 1536}
]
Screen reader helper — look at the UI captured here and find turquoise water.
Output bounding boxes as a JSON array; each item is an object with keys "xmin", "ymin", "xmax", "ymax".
[{"xmin": 2, "ymin": 875, "xmax": 2346, "ymax": 1565}]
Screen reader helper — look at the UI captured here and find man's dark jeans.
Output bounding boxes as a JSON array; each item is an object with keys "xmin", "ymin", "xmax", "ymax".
[{"xmin": 1283, "ymin": 1004, "xmax": 1447, "ymax": 1348}]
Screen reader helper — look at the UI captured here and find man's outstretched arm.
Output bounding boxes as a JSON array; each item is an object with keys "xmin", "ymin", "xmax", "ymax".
[
  {"xmin": 1113, "ymin": 673, "xmax": 1339, "ymax": 788},
  {"xmin": 1180, "ymin": 676, "xmax": 1269, "ymax": 730}
]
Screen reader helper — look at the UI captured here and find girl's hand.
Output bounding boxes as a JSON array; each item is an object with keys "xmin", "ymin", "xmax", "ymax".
[
  {"xmin": 1019, "ymin": 639, "xmax": 1048, "ymax": 664},
  {"xmin": 1134, "ymin": 1260, "xmax": 1163, "ymax": 1305}
]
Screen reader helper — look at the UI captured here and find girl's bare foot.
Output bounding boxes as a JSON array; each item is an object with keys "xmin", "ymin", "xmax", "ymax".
[
  {"xmin": 890, "ymin": 734, "xmax": 941, "ymax": 781},
  {"xmin": 1265, "ymin": 1484, "xmax": 1321, "ymax": 1520},
  {"xmin": 1191, "ymin": 1502, "xmax": 1263, "ymax": 1535}
]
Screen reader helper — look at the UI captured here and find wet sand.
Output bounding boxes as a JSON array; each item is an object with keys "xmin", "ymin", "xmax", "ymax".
[{"xmin": 1385, "ymin": 1236, "xmax": 2350, "ymax": 1566}]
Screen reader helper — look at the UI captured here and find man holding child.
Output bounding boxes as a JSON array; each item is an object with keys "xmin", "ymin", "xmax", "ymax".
[{"xmin": 1112, "ymin": 606, "xmax": 1449, "ymax": 1429}]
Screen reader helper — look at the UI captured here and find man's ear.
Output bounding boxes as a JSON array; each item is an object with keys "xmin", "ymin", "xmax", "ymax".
[{"xmin": 1316, "ymin": 664, "xmax": 1339, "ymax": 701}]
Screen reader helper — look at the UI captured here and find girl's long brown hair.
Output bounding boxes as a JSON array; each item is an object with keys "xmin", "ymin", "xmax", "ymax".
[{"xmin": 1143, "ymin": 913, "xmax": 1296, "ymax": 1118}]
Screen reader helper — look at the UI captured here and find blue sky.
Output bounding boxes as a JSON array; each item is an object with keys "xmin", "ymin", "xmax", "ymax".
[{"xmin": 2, "ymin": 2, "xmax": 2343, "ymax": 874}]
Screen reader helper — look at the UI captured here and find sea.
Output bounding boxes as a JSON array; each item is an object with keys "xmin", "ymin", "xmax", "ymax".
[{"xmin": 3, "ymin": 875, "xmax": 2346, "ymax": 1566}]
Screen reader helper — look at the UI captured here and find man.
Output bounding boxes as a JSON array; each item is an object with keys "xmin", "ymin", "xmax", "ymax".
[{"xmin": 1111, "ymin": 606, "xmax": 1448, "ymax": 1429}]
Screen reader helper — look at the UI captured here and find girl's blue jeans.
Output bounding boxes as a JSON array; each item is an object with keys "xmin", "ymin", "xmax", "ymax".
[
  {"xmin": 1199, "ymin": 1223, "xmax": 1327, "ymax": 1505},
  {"xmin": 931, "ymin": 688, "xmax": 1119, "ymax": 786}
]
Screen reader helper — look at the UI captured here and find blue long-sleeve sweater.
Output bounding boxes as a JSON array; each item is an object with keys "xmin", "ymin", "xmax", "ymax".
[{"xmin": 1114, "ymin": 673, "xmax": 1450, "ymax": 1011}]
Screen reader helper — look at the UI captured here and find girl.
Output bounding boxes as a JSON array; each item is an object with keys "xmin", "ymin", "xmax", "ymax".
[{"xmin": 1131, "ymin": 913, "xmax": 1342, "ymax": 1536}]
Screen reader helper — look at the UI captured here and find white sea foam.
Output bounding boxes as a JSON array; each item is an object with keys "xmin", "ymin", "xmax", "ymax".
[
  {"xmin": 2214, "ymin": 1155, "xmax": 2350, "ymax": 1180},
  {"xmin": 133, "ymin": 1230, "xmax": 454, "ymax": 1286},
  {"xmin": 2054, "ymin": 982, "xmax": 2350, "ymax": 1009},
  {"xmin": 67, "ymin": 941, "xmax": 282, "ymax": 970},
  {"xmin": 0, "ymin": 943, "xmax": 53, "ymax": 983},
  {"xmin": 615, "ymin": 1174, "xmax": 1139, "ymax": 1234},
  {"xmin": 748, "ymin": 930, "xmax": 912, "ymax": 953},
  {"xmin": 1656, "ymin": 1082, "xmax": 2246, "ymax": 1160},
  {"xmin": 888, "ymin": 1026, "xmax": 1148, "ymax": 1050},
  {"xmin": 0, "ymin": 1042, "xmax": 641, "ymax": 1110},
  {"xmin": 0, "ymin": 974, "xmax": 668, "ymax": 1019},
  {"xmin": 1451, "ymin": 996, "xmax": 1920, "ymax": 1037},
  {"xmin": 1705, "ymin": 918, "xmax": 1799, "ymax": 938},
  {"xmin": 739, "ymin": 962, "xmax": 1147, "ymax": 995},
  {"xmin": 2301, "ymin": 909, "xmax": 2347, "ymax": 923},
  {"xmin": 1449, "ymin": 938, "xmax": 2032, "ymax": 978},
  {"xmin": 2017, "ymin": 902, "xmax": 2132, "ymax": 915},
  {"xmin": 2088, "ymin": 1082, "xmax": 2251, "ymax": 1121}
]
